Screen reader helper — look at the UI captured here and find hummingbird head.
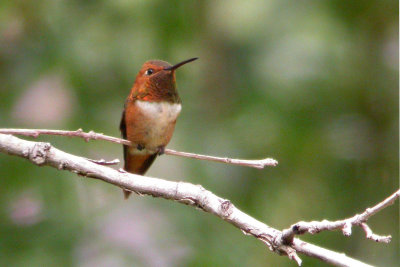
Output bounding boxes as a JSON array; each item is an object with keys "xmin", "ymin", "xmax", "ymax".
[{"xmin": 130, "ymin": 57, "xmax": 198, "ymax": 103}]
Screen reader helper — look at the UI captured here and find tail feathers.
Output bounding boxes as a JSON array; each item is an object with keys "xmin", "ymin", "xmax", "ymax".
[
  {"xmin": 123, "ymin": 153, "xmax": 157, "ymax": 199},
  {"xmin": 123, "ymin": 189, "xmax": 132, "ymax": 199}
]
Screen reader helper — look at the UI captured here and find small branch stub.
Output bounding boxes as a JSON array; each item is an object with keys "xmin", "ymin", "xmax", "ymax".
[
  {"xmin": 86, "ymin": 158, "xmax": 120, "ymax": 166},
  {"xmin": 29, "ymin": 142, "xmax": 51, "ymax": 165}
]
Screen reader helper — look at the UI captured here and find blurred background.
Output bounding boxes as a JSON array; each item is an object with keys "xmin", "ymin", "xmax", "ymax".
[{"xmin": 0, "ymin": 1, "xmax": 398, "ymax": 266}]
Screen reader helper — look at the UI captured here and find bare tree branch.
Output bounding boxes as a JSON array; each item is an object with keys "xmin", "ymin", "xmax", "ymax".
[
  {"xmin": 281, "ymin": 189, "xmax": 399, "ymax": 245},
  {"xmin": 0, "ymin": 128, "xmax": 278, "ymax": 169},
  {"xmin": 1, "ymin": 133, "xmax": 396, "ymax": 266}
]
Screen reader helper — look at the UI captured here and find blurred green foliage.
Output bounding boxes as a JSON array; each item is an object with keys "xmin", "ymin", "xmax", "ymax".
[{"xmin": 0, "ymin": 1, "xmax": 398, "ymax": 266}]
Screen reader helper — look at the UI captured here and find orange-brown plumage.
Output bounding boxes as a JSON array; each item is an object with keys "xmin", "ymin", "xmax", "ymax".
[{"xmin": 120, "ymin": 58, "xmax": 197, "ymax": 198}]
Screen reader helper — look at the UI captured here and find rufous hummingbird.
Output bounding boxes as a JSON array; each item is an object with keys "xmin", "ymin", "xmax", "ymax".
[{"xmin": 120, "ymin": 57, "xmax": 198, "ymax": 198}]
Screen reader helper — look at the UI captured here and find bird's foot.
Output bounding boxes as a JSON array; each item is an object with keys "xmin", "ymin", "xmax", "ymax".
[{"xmin": 157, "ymin": 146, "xmax": 165, "ymax": 155}]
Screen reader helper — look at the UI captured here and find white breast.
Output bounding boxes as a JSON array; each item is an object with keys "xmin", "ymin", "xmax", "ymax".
[
  {"xmin": 128, "ymin": 101, "xmax": 181, "ymax": 155},
  {"xmin": 134, "ymin": 100, "xmax": 181, "ymax": 152},
  {"xmin": 135, "ymin": 100, "xmax": 182, "ymax": 122}
]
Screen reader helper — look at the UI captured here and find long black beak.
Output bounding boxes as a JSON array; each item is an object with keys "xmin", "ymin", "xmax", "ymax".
[{"xmin": 164, "ymin": 57, "xmax": 198, "ymax": 71}]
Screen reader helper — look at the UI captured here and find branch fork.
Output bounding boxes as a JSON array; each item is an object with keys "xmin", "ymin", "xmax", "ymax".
[{"xmin": 281, "ymin": 189, "xmax": 399, "ymax": 246}]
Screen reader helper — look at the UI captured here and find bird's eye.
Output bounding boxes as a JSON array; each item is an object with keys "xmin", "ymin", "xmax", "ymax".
[{"xmin": 145, "ymin": 68, "xmax": 154, "ymax": 75}]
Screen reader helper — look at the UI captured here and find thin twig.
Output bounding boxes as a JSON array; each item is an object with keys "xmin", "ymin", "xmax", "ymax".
[
  {"xmin": 165, "ymin": 148, "xmax": 278, "ymax": 169},
  {"xmin": 281, "ymin": 189, "xmax": 399, "ymax": 245},
  {"xmin": 360, "ymin": 223, "xmax": 392, "ymax": 243},
  {"xmin": 0, "ymin": 128, "xmax": 278, "ymax": 169},
  {"xmin": 0, "ymin": 133, "xmax": 383, "ymax": 267}
]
